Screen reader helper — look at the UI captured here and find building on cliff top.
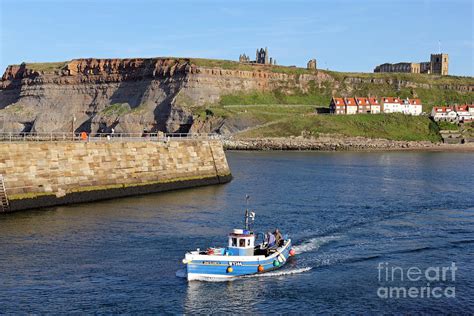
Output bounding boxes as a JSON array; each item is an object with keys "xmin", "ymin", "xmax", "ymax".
[
  {"xmin": 239, "ymin": 47, "xmax": 276, "ymax": 65},
  {"xmin": 374, "ymin": 53, "xmax": 449, "ymax": 75},
  {"xmin": 307, "ymin": 59, "xmax": 317, "ymax": 70}
]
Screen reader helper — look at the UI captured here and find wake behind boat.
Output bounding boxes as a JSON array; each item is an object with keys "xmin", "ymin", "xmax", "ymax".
[{"xmin": 181, "ymin": 206, "xmax": 295, "ymax": 281}]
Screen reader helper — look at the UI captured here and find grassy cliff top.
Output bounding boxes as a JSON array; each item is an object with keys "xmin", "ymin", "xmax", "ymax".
[
  {"xmin": 12, "ymin": 57, "xmax": 473, "ymax": 85},
  {"xmin": 23, "ymin": 62, "xmax": 68, "ymax": 72}
]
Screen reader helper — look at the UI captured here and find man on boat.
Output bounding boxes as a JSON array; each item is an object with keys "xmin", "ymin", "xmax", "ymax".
[
  {"xmin": 266, "ymin": 231, "xmax": 276, "ymax": 247},
  {"xmin": 274, "ymin": 228, "xmax": 283, "ymax": 246}
]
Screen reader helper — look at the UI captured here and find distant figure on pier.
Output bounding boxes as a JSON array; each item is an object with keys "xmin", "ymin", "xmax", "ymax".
[{"xmin": 80, "ymin": 131, "xmax": 88, "ymax": 141}]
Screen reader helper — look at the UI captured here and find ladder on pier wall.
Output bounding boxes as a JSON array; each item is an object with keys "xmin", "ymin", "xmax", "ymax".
[{"xmin": 0, "ymin": 175, "xmax": 10, "ymax": 213}]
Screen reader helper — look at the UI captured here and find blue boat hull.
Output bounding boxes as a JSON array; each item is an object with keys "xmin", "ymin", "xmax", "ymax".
[{"xmin": 185, "ymin": 240, "xmax": 292, "ymax": 281}]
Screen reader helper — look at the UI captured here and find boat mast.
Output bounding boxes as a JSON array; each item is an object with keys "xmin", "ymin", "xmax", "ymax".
[
  {"xmin": 245, "ymin": 194, "xmax": 250, "ymax": 230},
  {"xmin": 244, "ymin": 195, "xmax": 255, "ymax": 231},
  {"xmin": 244, "ymin": 195, "xmax": 250, "ymax": 230}
]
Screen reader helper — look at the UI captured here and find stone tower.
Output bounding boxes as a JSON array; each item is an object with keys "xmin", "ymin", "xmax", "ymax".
[
  {"xmin": 307, "ymin": 59, "xmax": 317, "ymax": 70},
  {"xmin": 255, "ymin": 47, "xmax": 270, "ymax": 64},
  {"xmin": 430, "ymin": 53, "xmax": 448, "ymax": 75}
]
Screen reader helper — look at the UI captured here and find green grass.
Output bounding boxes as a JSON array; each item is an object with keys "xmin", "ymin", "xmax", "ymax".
[
  {"xmin": 321, "ymin": 70, "xmax": 474, "ymax": 85},
  {"xmin": 437, "ymin": 121, "xmax": 459, "ymax": 131},
  {"xmin": 101, "ymin": 103, "xmax": 131, "ymax": 116},
  {"xmin": 237, "ymin": 113, "xmax": 442, "ymax": 142},
  {"xmin": 193, "ymin": 104, "xmax": 440, "ymax": 141},
  {"xmin": 23, "ymin": 62, "xmax": 67, "ymax": 72},
  {"xmin": 193, "ymin": 104, "xmax": 313, "ymax": 121},
  {"xmin": 190, "ymin": 58, "xmax": 316, "ymax": 74},
  {"xmin": 3, "ymin": 104, "xmax": 33, "ymax": 115}
]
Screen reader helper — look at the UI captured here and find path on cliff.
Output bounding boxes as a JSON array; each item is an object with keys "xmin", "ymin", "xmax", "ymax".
[
  {"xmin": 232, "ymin": 118, "xmax": 287, "ymax": 136},
  {"xmin": 223, "ymin": 104, "xmax": 315, "ymax": 109}
]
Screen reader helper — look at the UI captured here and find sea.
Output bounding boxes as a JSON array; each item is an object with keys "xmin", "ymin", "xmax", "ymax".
[{"xmin": 0, "ymin": 151, "xmax": 473, "ymax": 314}]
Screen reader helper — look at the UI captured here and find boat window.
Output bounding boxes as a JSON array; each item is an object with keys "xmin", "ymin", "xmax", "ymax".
[
  {"xmin": 247, "ymin": 239, "xmax": 251, "ymax": 246},
  {"xmin": 232, "ymin": 238, "xmax": 237, "ymax": 247},
  {"xmin": 239, "ymin": 239, "xmax": 246, "ymax": 247}
]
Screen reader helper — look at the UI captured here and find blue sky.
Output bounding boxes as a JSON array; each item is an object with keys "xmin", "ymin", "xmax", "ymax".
[{"xmin": 1, "ymin": 0, "xmax": 473, "ymax": 76}]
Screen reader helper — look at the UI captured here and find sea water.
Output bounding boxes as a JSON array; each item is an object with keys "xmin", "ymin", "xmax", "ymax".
[{"xmin": 0, "ymin": 151, "xmax": 473, "ymax": 313}]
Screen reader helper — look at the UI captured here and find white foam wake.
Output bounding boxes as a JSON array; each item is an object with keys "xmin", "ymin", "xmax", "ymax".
[
  {"xmin": 243, "ymin": 267, "xmax": 312, "ymax": 278},
  {"xmin": 292, "ymin": 235, "xmax": 341, "ymax": 254}
]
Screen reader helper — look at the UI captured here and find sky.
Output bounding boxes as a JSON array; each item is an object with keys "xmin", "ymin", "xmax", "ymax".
[{"xmin": 0, "ymin": 0, "xmax": 473, "ymax": 76}]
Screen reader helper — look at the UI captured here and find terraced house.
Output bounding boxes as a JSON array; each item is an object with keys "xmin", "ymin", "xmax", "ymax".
[
  {"xmin": 329, "ymin": 97, "xmax": 359, "ymax": 115},
  {"xmin": 330, "ymin": 97, "xmax": 422, "ymax": 115},
  {"xmin": 430, "ymin": 105, "xmax": 473, "ymax": 123},
  {"xmin": 369, "ymin": 97, "xmax": 381, "ymax": 114},
  {"xmin": 355, "ymin": 97, "xmax": 371, "ymax": 114},
  {"xmin": 381, "ymin": 97, "xmax": 402, "ymax": 113},
  {"xmin": 400, "ymin": 98, "xmax": 423, "ymax": 116}
]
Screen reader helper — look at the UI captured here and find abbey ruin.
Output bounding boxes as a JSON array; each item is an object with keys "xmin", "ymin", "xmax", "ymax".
[{"xmin": 239, "ymin": 47, "xmax": 276, "ymax": 65}]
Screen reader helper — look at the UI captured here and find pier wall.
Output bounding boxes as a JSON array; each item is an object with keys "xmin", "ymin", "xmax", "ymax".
[{"xmin": 0, "ymin": 139, "xmax": 231, "ymax": 212}]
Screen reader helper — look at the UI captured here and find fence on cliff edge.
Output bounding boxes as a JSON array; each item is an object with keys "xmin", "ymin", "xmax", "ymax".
[{"xmin": 0, "ymin": 132, "xmax": 221, "ymax": 142}]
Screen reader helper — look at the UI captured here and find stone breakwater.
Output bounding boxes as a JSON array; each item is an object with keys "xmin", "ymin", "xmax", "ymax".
[
  {"xmin": 0, "ymin": 139, "xmax": 231, "ymax": 212},
  {"xmin": 223, "ymin": 136, "xmax": 443, "ymax": 151}
]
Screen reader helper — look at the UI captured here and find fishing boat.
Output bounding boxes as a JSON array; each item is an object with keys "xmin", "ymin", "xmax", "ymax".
[{"xmin": 181, "ymin": 205, "xmax": 295, "ymax": 281}]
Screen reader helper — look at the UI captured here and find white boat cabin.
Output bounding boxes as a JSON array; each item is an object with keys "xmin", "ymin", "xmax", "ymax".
[{"xmin": 227, "ymin": 229, "xmax": 255, "ymax": 256}]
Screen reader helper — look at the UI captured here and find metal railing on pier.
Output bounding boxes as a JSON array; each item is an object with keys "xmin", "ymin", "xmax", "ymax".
[{"xmin": 0, "ymin": 132, "xmax": 221, "ymax": 143}]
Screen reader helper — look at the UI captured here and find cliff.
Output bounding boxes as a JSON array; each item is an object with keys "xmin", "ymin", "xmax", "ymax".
[{"xmin": 1, "ymin": 57, "xmax": 473, "ymax": 135}]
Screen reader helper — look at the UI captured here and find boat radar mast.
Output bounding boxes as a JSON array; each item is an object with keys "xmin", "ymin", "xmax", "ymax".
[{"xmin": 244, "ymin": 195, "xmax": 255, "ymax": 231}]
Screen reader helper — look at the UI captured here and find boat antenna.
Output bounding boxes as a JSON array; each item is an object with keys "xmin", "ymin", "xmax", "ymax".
[
  {"xmin": 244, "ymin": 195, "xmax": 250, "ymax": 230},
  {"xmin": 244, "ymin": 195, "xmax": 255, "ymax": 231}
]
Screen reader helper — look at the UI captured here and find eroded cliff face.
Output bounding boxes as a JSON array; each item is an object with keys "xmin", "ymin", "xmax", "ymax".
[
  {"xmin": 0, "ymin": 58, "xmax": 199, "ymax": 134},
  {"xmin": 0, "ymin": 57, "xmax": 329, "ymax": 134},
  {"xmin": 1, "ymin": 57, "xmax": 472, "ymax": 134}
]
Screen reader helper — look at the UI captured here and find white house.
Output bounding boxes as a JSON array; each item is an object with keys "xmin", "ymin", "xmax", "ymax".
[
  {"xmin": 408, "ymin": 99, "xmax": 422, "ymax": 116},
  {"xmin": 455, "ymin": 105, "xmax": 472, "ymax": 123},
  {"xmin": 329, "ymin": 97, "xmax": 346, "ymax": 115},
  {"xmin": 355, "ymin": 97, "xmax": 371, "ymax": 114},
  {"xmin": 382, "ymin": 97, "xmax": 402, "ymax": 113},
  {"xmin": 368, "ymin": 97, "xmax": 381, "ymax": 114},
  {"xmin": 431, "ymin": 106, "xmax": 452, "ymax": 121},
  {"xmin": 344, "ymin": 97, "xmax": 358, "ymax": 115},
  {"xmin": 468, "ymin": 105, "xmax": 474, "ymax": 115}
]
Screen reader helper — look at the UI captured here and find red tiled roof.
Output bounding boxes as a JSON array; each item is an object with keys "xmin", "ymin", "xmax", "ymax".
[
  {"xmin": 432, "ymin": 106, "xmax": 455, "ymax": 113},
  {"xmin": 432, "ymin": 106, "xmax": 446, "ymax": 113},
  {"xmin": 455, "ymin": 105, "xmax": 469, "ymax": 111},
  {"xmin": 368, "ymin": 97, "xmax": 379, "ymax": 105},
  {"xmin": 355, "ymin": 97, "xmax": 369, "ymax": 106},
  {"xmin": 409, "ymin": 99, "xmax": 422, "ymax": 105},
  {"xmin": 332, "ymin": 97, "xmax": 345, "ymax": 106},
  {"xmin": 381, "ymin": 97, "xmax": 401, "ymax": 103},
  {"xmin": 345, "ymin": 97, "xmax": 357, "ymax": 106}
]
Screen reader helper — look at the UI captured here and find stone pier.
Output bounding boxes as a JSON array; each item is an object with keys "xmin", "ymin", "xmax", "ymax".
[{"xmin": 0, "ymin": 139, "xmax": 231, "ymax": 212}]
